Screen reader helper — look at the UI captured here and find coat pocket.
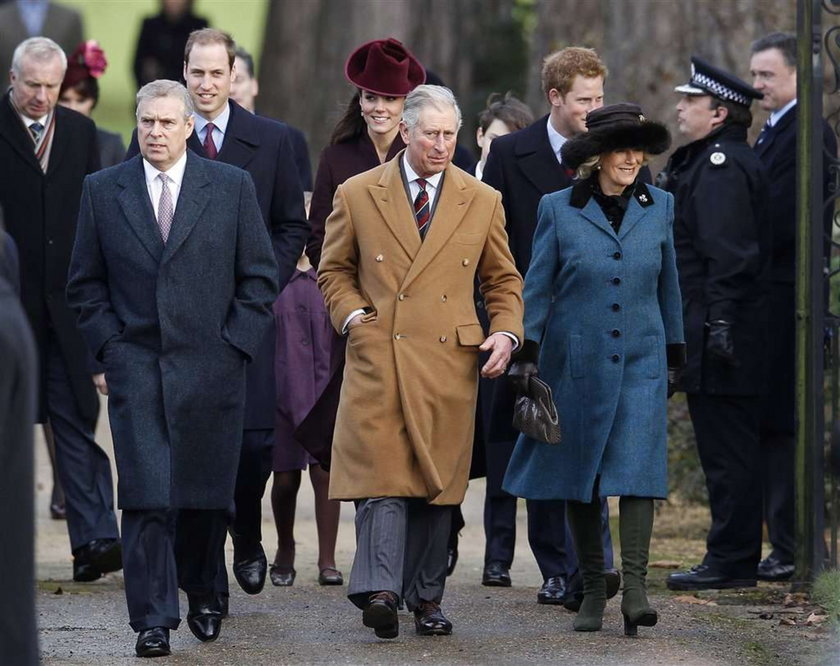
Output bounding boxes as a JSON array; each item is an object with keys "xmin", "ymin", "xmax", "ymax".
[
  {"xmin": 453, "ymin": 232, "xmax": 484, "ymax": 245},
  {"xmin": 456, "ymin": 323, "xmax": 485, "ymax": 346},
  {"xmin": 569, "ymin": 334, "xmax": 585, "ymax": 379}
]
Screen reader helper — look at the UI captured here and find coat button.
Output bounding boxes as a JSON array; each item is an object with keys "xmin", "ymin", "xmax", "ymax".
[
  {"xmin": 441, "ymin": 295, "xmax": 447, "ymax": 303},
  {"xmin": 611, "ymin": 354, "xmax": 620, "ymax": 362},
  {"xmin": 439, "ymin": 336, "xmax": 447, "ymax": 343},
  {"xmin": 612, "ymin": 303, "xmax": 620, "ymax": 311},
  {"xmin": 612, "ymin": 277, "xmax": 621, "ymax": 285},
  {"xmin": 375, "ymin": 254, "xmax": 384, "ymax": 262},
  {"xmin": 613, "ymin": 251, "xmax": 622, "ymax": 260},
  {"xmin": 398, "ymin": 293, "xmax": 406, "ymax": 301},
  {"xmin": 394, "ymin": 333, "xmax": 402, "ymax": 340},
  {"xmin": 612, "ymin": 329, "xmax": 621, "ymax": 338},
  {"xmin": 462, "ymin": 258, "xmax": 470, "ymax": 266}
]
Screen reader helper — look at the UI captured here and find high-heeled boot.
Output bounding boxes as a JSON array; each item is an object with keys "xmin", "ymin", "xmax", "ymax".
[
  {"xmin": 567, "ymin": 499, "xmax": 606, "ymax": 632},
  {"xmin": 619, "ymin": 496, "xmax": 658, "ymax": 636}
]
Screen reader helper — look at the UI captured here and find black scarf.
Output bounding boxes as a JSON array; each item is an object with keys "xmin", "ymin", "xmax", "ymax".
[{"xmin": 589, "ymin": 175, "xmax": 635, "ymax": 233}]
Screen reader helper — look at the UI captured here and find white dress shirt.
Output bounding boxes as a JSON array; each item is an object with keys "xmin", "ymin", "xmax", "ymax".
[
  {"xmin": 193, "ymin": 102, "xmax": 230, "ymax": 155},
  {"xmin": 546, "ymin": 116, "xmax": 568, "ymax": 166},
  {"xmin": 143, "ymin": 150, "xmax": 188, "ymax": 217}
]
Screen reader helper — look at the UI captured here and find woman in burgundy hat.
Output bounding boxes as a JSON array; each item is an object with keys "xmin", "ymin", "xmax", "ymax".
[
  {"xmin": 59, "ymin": 40, "xmax": 125, "ymax": 169},
  {"xmin": 268, "ymin": 38, "xmax": 425, "ymax": 588}
]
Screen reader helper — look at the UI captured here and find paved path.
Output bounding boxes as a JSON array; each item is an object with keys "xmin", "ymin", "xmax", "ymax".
[{"xmin": 34, "ymin": 417, "xmax": 838, "ymax": 664}]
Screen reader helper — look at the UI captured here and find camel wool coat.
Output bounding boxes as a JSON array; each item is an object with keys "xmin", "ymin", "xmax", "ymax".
[{"xmin": 318, "ymin": 153, "xmax": 523, "ymax": 505}]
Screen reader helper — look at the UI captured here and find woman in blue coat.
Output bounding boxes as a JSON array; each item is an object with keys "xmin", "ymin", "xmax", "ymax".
[{"xmin": 504, "ymin": 104, "xmax": 685, "ymax": 636}]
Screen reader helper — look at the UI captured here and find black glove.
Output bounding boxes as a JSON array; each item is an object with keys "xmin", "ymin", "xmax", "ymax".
[
  {"xmin": 667, "ymin": 366, "xmax": 682, "ymax": 398},
  {"xmin": 508, "ymin": 360, "xmax": 538, "ymax": 395},
  {"xmin": 705, "ymin": 320, "xmax": 738, "ymax": 366}
]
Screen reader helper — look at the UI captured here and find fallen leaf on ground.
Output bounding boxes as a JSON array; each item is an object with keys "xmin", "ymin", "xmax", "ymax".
[
  {"xmin": 779, "ymin": 617, "xmax": 797, "ymax": 626},
  {"xmin": 672, "ymin": 595, "xmax": 717, "ymax": 605},
  {"xmin": 783, "ymin": 593, "xmax": 809, "ymax": 607},
  {"xmin": 805, "ymin": 612, "xmax": 827, "ymax": 626}
]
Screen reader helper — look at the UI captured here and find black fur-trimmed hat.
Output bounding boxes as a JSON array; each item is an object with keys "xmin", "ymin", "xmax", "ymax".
[{"xmin": 560, "ymin": 103, "xmax": 671, "ymax": 171}]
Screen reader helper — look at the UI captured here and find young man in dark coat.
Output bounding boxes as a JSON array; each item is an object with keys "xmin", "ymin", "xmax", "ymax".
[
  {"xmin": 480, "ymin": 46, "xmax": 618, "ymax": 608},
  {"xmin": 67, "ymin": 79, "xmax": 278, "ymax": 657},
  {"xmin": 749, "ymin": 33, "xmax": 837, "ymax": 582},
  {"xmin": 660, "ymin": 57, "xmax": 771, "ymax": 591},
  {"xmin": 0, "ymin": 36, "xmax": 121, "ymax": 582}
]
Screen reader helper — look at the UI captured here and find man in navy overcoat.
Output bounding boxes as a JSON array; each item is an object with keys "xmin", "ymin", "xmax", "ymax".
[
  {"xmin": 127, "ymin": 29, "xmax": 309, "ymax": 602},
  {"xmin": 67, "ymin": 80, "xmax": 278, "ymax": 657}
]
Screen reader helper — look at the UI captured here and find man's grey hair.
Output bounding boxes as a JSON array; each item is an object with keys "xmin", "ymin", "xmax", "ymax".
[
  {"xmin": 11, "ymin": 37, "xmax": 67, "ymax": 75},
  {"xmin": 135, "ymin": 80, "xmax": 194, "ymax": 119},
  {"xmin": 751, "ymin": 32, "xmax": 796, "ymax": 68},
  {"xmin": 402, "ymin": 84, "xmax": 463, "ymax": 132}
]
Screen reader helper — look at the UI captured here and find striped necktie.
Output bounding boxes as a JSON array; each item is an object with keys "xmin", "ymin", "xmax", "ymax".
[
  {"xmin": 756, "ymin": 118, "xmax": 773, "ymax": 146},
  {"xmin": 157, "ymin": 174, "xmax": 174, "ymax": 243},
  {"xmin": 29, "ymin": 121, "xmax": 44, "ymax": 144},
  {"xmin": 203, "ymin": 122, "xmax": 218, "ymax": 159},
  {"xmin": 414, "ymin": 178, "xmax": 430, "ymax": 238}
]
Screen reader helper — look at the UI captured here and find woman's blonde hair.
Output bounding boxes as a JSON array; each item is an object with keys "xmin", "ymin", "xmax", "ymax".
[{"xmin": 575, "ymin": 151, "xmax": 651, "ymax": 181}]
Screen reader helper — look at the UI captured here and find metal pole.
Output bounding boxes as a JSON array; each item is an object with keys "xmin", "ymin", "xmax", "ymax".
[{"xmin": 795, "ymin": 0, "xmax": 826, "ymax": 585}]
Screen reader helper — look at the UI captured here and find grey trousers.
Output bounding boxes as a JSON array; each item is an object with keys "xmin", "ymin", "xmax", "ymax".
[{"xmin": 348, "ymin": 498, "xmax": 452, "ymax": 611}]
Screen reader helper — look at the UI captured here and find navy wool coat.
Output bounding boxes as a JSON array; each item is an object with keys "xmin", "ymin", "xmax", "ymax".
[
  {"xmin": 66, "ymin": 153, "xmax": 279, "ymax": 509},
  {"xmin": 503, "ymin": 180, "xmax": 684, "ymax": 502}
]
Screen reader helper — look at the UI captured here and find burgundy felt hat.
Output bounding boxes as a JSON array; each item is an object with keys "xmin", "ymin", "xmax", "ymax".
[
  {"xmin": 61, "ymin": 40, "xmax": 108, "ymax": 92},
  {"xmin": 344, "ymin": 37, "xmax": 425, "ymax": 97}
]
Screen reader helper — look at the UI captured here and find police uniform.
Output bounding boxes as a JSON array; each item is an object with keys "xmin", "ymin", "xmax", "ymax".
[{"xmin": 659, "ymin": 58, "xmax": 772, "ymax": 590}]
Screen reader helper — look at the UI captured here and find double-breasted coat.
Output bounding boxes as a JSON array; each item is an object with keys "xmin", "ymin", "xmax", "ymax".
[
  {"xmin": 318, "ymin": 154, "xmax": 524, "ymax": 505},
  {"xmin": 503, "ymin": 180, "xmax": 684, "ymax": 502},
  {"xmin": 66, "ymin": 153, "xmax": 279, "ymax": 510},
  {"xmin": 0, "ymin": 92, "xmax": 101, "ymax": 424}
]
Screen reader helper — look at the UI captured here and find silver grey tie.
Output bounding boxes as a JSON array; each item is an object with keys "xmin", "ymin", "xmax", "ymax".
[{"xmin": 157, "ymin": 173, "xmax": 173, "ymax": 243}]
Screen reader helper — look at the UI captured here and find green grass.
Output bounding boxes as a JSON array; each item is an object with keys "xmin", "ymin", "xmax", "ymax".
[
  {"xmin": 60, "ymin": 0, "xmax": 268, "ymax": 141},
  {"xmin": 812, "ymin": 569, "xmax": 840, "ymax": 628}
]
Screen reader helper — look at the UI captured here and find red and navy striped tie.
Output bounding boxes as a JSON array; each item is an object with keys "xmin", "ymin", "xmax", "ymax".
[{"xmin": 414, "ymin": 178, "xmax": 430, "ymax": 238}]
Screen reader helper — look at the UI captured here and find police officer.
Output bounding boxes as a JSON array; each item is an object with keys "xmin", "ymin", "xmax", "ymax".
[{"xmin": 659, "ymin": 57, "xmax": 772, "ymax": 591}]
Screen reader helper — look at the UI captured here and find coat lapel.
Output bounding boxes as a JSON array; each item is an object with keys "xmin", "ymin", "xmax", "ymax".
[
  {"xmin": 46, "ymin": 108, "xmax": 71, "ymax": 177},
  {"xmin": 0, "ymin": 93, "xmax": 41, "ymax": 174},
  {"xmin": 401, "ymin": 165, "xmax": 475, "ymax": 291},
  {"xmin": 117, "ymin": 156, "xmax": 164, "ymax": 263},
  {"xmin": 368, "ymin": 154, "xmax": 422, "ymax": 260},
  {"xmin": 577, "ymin": 197, "xmax": 616, "ymax": 239},
  {"xmin": 161, "ymin": 152, "xmax": 210, "ymax": 263},
  {"xmin": 515, "ymin": 116, "xmax": 570, "ymax": 195},
  {"xmin": 617, "ymin": 182, "xmax": 655, "ymax": 240},
  {"xmin": 216, "ymin": 101, "xmax": 259, "ymax": 169}
]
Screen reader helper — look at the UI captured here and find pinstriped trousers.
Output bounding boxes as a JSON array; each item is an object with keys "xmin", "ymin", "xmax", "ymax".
[{"xmin": 348, "ymin": 497, "xmax": 452, "ymax": 611}]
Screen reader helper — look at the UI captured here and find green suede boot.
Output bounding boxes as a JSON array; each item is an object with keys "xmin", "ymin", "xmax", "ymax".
[
  {"xmin": 619, "ymin": 496, "xmax": 658, "ymax": 636},
  {"xmin": 567, "ymin": 500, "xmax": 606, "ymax": 632}
]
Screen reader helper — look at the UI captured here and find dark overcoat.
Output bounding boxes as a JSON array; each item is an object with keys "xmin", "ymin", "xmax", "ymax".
[
  {"xmin": 503, "ymin": 182, "xmax": 684, "ymax": 502},
  {"xmin": 128, "ymin": 100, "xmax": 309, "ymax": 429},
  {"xmin": 658, "ymin": 123, "xmax": 771, "ymax": 396},
  {"xmin": 97, "ymin": 127, "xmax": 125, "ymax": 169},
  {"xmin": 0, "ymin": 92, "xmax": 100, "ymax": 424},
  {"xmin": 66, "ymin": 153, "xmax": 279, "ymax": 509},
  {"xmin": 754, "ymin": 107, "xmax": 836, "ymax": 431}
]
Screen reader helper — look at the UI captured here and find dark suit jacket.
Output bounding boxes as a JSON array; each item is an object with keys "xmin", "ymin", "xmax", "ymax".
[
  {"xmin": 67, "ymin": 153, "xmax": 278, "ymax": 509},
  {"xmin": 0, "ymin": 1, "xmax": 84, "ymax": 75},
  {"xmin": 1, "ymin": 231, "xmax": 19, "ymax": 293},
  {"xmin": 0, "ymin": 92, "xmax": 100, "ymax": 423},
  {"xmin": 128, "ymin": 100, "xmax": 309, "ymax": 428},
  {"xmin": 0, "ymin": 274, "xmax": 38, "ymax": 666},
  {"xmin": 132, "ymin": 10, "xmax": 208, "ymax": 88}
]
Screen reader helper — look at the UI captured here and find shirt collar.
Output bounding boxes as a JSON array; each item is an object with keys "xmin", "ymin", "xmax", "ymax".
[
  {"xmin": 10, "ymin": 92, "xmax": 49, "ymax": 126},
  {"xmin": 143, "ymin": 149, "xmax": 188, "ymax": 186},
  {"xmin": 193, "ymin": 101, "xmax": 231, "ymax": 137},
  {"xmin": 546, "ymin": 116, "xmax": 568, "ymax": 162},
  {"xmin": 769, "ymin": 98, "xmax": 797, "ymax": 127},
  {"xmin": 402, "ymin": 153, "xmax": 444, "ymax": 190}
]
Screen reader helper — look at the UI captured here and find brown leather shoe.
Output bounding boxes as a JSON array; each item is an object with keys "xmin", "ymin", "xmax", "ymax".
[
  {"xmin": 363, "ymin": 591, "xmax": 399, "ymax": 639},
  {"xmin": 413, "ymin": 600, "xmax": 452, "ymax": 636}
]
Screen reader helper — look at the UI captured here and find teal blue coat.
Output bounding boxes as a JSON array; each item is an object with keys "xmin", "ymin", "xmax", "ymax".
[{"xmin": 503, "ymin": 180, "xmax": 684, "ymax": 502}]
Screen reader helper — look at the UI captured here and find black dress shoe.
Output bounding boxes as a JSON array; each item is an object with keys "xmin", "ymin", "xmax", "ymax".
[
  {"xmin": 363, "ymin": 591, "xmax": 399, "ymax": 639},
  {"xmin": 233, "ymin": 542, "xmax": 267, "ymax": 594},
  {"xmin": 757, "ymin": 555, "xmax": 794, "ymax": 582},
  {"xmin": 482, "ymin": 561, "xmax": 512, "ymax": 587},
  {"xmin": 414, "ymin": 601, "xmax": 453, "ymax": 636},
  {"xmin": 446, "ymin": 545, "xmax": 459, "ymax": 577},
  {"xmin": 666, "ymin": 564, "xmax": 757, "ymax": 591},
  {"xmin": 72, "ymin": 538, "xmax": 123, "ymax": 582},
  {"xmin": 135, "ymin": 627, "xmax": 170, "ymax": 657},
  {"xmin": 186, "ymin": 594, "xmax": 222, "ymax": 642},
  {"xmin": 537, "ymin": 576, "xmax": 567, "ymax": 605},
  {"xmin": 318, "ymin": 567, "xmax": 344, "ymax": 585},
  {"xmin": 269, "ymin": 565, "xmax": 296, "ymax": 586},
  {"xmin": 217, "ymin": 592, "xmax": 229, "ymax": 618},
  {"xmin": 50, "ymin": 502, "xmax": 66, "ymax": 520},
  {"xmin": 564, "ymin": 569, "xmax": 621, "ymax": 612}
]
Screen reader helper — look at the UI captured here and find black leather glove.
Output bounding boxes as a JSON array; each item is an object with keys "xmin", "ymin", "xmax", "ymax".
[
  {"xmin": 706, "ymin": 320, "xmax": 738, "ymax": 366},
  {"xmin": 508, "ymin": 360, "xmax": 538, "ymax": 395},
  {"xmin": 667, "ymin": 366, "xmax": 682, "ymax": 398}
]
